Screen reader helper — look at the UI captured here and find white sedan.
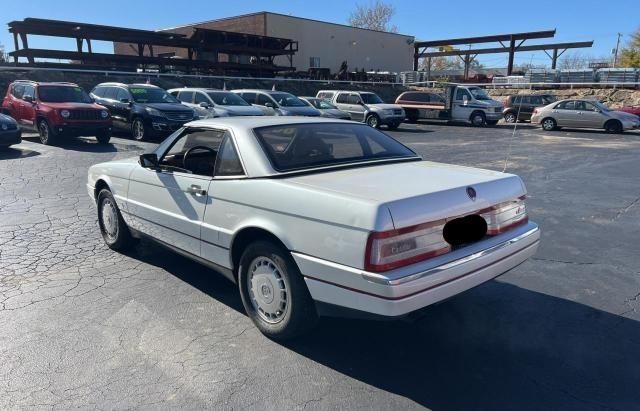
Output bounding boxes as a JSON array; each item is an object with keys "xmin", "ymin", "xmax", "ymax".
[{"xmin": 87, "ymin": 117, "xmax": 540, "ymax": 339}]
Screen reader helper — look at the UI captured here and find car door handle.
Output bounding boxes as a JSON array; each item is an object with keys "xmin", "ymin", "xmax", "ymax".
[{"xmin": 186, "ymin": 185, "xmax": 207, "ymax": 196}]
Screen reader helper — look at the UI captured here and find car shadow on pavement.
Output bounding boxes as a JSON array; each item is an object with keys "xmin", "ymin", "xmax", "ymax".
[
  {"xmin": 283, "ymin": 281, "xmax": 640, "ymax": 410},
  {"xmin": 120, "ymin": 240, "xmax": 640, "ymax": 409},
  {"xmin": 0, "ymin": 147, "xmax": 40, "ymax": 159},
  {"xmin": 124, "ymin": 239, "xmax": 245, "ymax": 314}
]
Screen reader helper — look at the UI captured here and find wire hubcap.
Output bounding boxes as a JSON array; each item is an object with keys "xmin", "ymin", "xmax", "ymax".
[{"xmin": 248, "ymin": 256, "xmax": 288, "ymax": 324}]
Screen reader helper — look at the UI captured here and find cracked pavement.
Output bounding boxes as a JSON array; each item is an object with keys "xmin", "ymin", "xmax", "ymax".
[{"xmin": 1, "ymin": 124, "xmax": 639, "ymax": 410}]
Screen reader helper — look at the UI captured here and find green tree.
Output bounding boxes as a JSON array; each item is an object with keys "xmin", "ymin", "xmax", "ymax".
[{"xmin": 619, "ymin": 28, "xmax": 640, "ymax": 68}]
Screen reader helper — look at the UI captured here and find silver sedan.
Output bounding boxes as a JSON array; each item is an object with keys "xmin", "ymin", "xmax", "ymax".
[{"xmin": 531, "ymin": 99, "xmax": 640, "ymax": 133}]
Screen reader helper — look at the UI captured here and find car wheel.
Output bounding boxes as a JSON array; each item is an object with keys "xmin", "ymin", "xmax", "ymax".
[
  {"xmin": 38, "ymin": 119, "xmax": 56, "ymax": 145},
  {"xmin": 504, "ymin": 112, "xmax": 517, "ymax": 123},
  {"xmin": 97, "ymin": 189, "xmax": 133, "ymax": 251},
  {"xmin": 470, "ymin": 112, "xmax": 486, "ymax": 127},
  {"xmin": 238, "ymin": 241, "xmax": 317, "ymax": 340},
  {"xmin": 604, "ymin": 120, "xmax": 623, "ymax": 134},
  {"xmin": 96, "ymin": 130, "xmax": 111, "ymax": 144},
  {"xmin": 406, "ymin": 109, "xmax": 419, "ymax": 123},
  {"xmin": 131, "ymin": 118, "xmax": 147, "ymax": 141},
  {"xmin": 366, "ymin": 114, "xmax": 380, "ymax": 128},
  {"xmin": 542, "ymin": 117, "xmax": 557, "ymax": 131}
]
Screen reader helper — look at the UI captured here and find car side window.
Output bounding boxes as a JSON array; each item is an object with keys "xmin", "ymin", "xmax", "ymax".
[
  {"xmin": 194, "ymin": 92, "xmax": 209, "ymax": 105},
  {"xmin": 23, "ymin": 85, "xmax": 35, "ymax": 99},
  {"xmin": 178, "ymin": 91, "xmax": 194, "ymax": 104},
  {"xmin": 103, "ymin": 87, "xmax": 118, "ymax": 100},
  {"xmin": 348, "ymin": 94, "xmax": 361, "ymax": 105},
  {"xmin": 240, "ymin": 93, "xmax": 256, "ymax": 104},
  {"xmin": 582, "ymin": 102, "xmax": 598, "ymax": 112},
  {"xmin": 159, "ymin": 128, "xmax": 226, "ymax": 176},
  {"xmin": 256, "ymin": 94, "xmax": 273, "ymax": 106},
  {"xmin": 12, "ymin": 84, "xmax": 25, "ymax": 99},
  {"xmin": 401, "ymin": 93, "xmax": 416, "ymax": 102},
  {"xmin": 556, "ymin": 101, "xmax": 576, "ymax": 110},
  {"xmin": 116, "ymin": 88, "xmax": 130, "ymax": 102},
  {"xmin": 455, "ymin": 89, "xmax": 470, "ymax": 101},
  {"xmin": 168, "ymin": 90, "xmax": 179, "ymax": 97},
  {"xmin": 214, "ymin": 134, "xmax": 245, "ymax": 176},
  {"xmin": 92, "ymin": 86, "xmax": 104, "ymax": 98},
  {"xmin": 336, "ymin": 93, "xmax": 349, "ymax": 104}
]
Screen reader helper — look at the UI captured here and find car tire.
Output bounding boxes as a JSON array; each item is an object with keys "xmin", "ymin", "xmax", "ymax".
[
  {"xmin": 541, "ymin": 117, "xmax": 557, "ymax": 131},
  {"xmin": 604, "ymin": 120, "xmax": 623, "ymax": 134},
  {"xmin": 38, "ymin": 119, "xmax": 56, "ymax": 145},
  {"xmin": 470, "ymin": 112, "xmax": 486, "ymax": 127},
  {"xmin": 366, "ymin": 114, "xmax": 380, "ymax": 128},
  {"xmin": 97, "ymin": 188, "xmax": 133, "ymax": 251},
  {"xmin": 406, "ymin": 109, "xmax": 419, "ymax": 123},
  {"xmin": 96, "ymin": 130, "xmax": 111, "ymax": 144},
  {"xmin": 131, "ymin": 118, "xmax": 147, "ymax": 141},
  {"xmin": 238, "ymin": 240, "xmax": 318, "ymax": 340},
  {"xmin": 504, "ymin": 111, "xmax": 517, "ymax": 123}
]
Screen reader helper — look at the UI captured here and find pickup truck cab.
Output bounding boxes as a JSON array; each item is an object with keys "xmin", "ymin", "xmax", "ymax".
[
  {"xmin": 396, "ymin": 85, "xmax": 503, "ymax": 126},
  {"xmin": 316, "ymin": 90, "xmax": 404, "ymax": 129},
  {"xmin": 2, "ymin": 80, "xmax": 112, "ymax": 145}
]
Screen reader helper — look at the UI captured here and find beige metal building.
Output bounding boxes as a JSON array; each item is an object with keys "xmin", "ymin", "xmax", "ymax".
[{"xmin": 115, "ymin": 12, "xmax": 415, "ymax": 74}]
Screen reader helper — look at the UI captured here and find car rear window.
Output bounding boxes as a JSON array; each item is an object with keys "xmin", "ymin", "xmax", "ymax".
[{"xmin": 254, "ymin": 123, "xmax": 418, "ymax": 172}]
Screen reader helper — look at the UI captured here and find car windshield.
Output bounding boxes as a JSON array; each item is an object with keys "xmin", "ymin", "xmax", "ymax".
[
  {"xmin": 254, "ymin": 123, "xmax": 418, "ymax": 172},
  {"xmin": 207, "ymin": 92, "xmax": 250, "ymax": 106},
  {"xmin": 38, "ymin": 86, "xmax": 92, "ymax": 103},
  {"xmin": 307, "ymin": 99, "xmax": 337, "ymax": 109},
  {"xmin": 361, "ymin": 93, "xmax": 384, "ymax": 104},
  {"xmin": 469, "ymin": 87, "xmax": 491, "ymax": 100},
  {"xmin": 592, "ymin": 101, "xmax": 611, "ymax": 111},
  {"xmin": 129, "ymin": 87, "xmax": 179, "ymax": 103},
  {"xmin": 270, "ymin": 93, "xmax": 307, "ymax": 107}
]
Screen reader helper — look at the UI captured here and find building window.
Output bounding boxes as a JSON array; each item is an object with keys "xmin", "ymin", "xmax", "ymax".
[{"xmin": 309, "ymin": 57, "xmax": 320, "ymax": 68}]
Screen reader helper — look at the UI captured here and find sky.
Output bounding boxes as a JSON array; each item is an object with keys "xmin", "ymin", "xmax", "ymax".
[{"xmin": 1, "ymin": 0, "xmax": 638, "ymax": 69}]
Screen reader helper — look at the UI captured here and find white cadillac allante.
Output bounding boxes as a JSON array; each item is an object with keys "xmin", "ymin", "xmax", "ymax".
[{"xmin": 87, "ymin": 117, "xmax": 540, "ymax": 339}]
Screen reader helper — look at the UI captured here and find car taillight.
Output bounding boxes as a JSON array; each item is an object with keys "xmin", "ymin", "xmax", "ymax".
[
  {"xmin": 365, "ymin": 221, "xmax": 451, "ymax": 272},
  {"xmin": 533, "ymin": 109, "xmax": 539, "ymax": 115},
  {"xmin": 480, "ymin": 196, "xmax": 528, "ymax": 235}
]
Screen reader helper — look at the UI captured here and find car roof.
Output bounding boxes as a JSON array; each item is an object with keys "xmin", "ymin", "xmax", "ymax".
[
  {"xmin": 230, "ymin": 89, "xmax": 291, "ymax": 94},
  {"xmin": 167, "ymin": 87, "xmax": 223, "ymax": 92},
  {"xmin": 185, "ymin": 116, "xmax": 353, "ymax": 131},
  {"xmin": 12, "ymin": 81, "xmax": 80, "ymax": 87},
  {"xmin": 96, "ymin": 82, "xmax": 160, "ymax": 88}
]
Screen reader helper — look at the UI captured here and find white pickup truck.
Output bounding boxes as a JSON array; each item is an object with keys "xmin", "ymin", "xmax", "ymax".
[{"xmin": 395, "ymin": 85, "xmax": 504, "ymax": 126}]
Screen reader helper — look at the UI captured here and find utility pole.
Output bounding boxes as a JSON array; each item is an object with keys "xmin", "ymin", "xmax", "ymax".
[{"xmin": 613, "ymin": 32, "xmax": 622, "ymax": 68}]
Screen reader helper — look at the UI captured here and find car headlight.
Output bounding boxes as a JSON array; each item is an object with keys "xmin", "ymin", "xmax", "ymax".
[
  {"xmin": 277, "ymin": 109, "xmax": 290, "ymax": 116},
  {"xmin": 380, "ymin": 109, "xmax": 394, "ymax": 116},
  {"xmin": 60, "ymin": 110, "xmax": 70, "ymax": 118},
  {"xmin": 145, "ymin": 107, "xmax": 163, "ymax": 117},
  {"xmin": 100, "ymin": 110, "xmax": 109, "ymax": 119}
]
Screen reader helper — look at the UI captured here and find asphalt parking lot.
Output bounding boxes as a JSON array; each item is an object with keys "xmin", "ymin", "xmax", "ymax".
[{"xmin": 1, "ymin": 122, "xmax": 639, "ymax": 410}]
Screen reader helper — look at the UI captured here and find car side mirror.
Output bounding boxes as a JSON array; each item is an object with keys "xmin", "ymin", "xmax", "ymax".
[
  {"xmin": 23, "ymin": 95, "xmax": 34, "ymax": 103},
  {"xmin": 139, "ymin": 153, "xmax": 158, "ymax": 169},
  {"xmin": 462, "ymin": 95, "xmax": 469, "ymax": 105},
  {"xmin": 120, "ymin": 98, "xmax": 130, "ymax": 104},
  {"xmin": 199, "ymin": 102, "xmax": 211, "ymax": 108},
  {"xmin": 265, "ymin": 102, "xmax": 274, "ymax": 108}
]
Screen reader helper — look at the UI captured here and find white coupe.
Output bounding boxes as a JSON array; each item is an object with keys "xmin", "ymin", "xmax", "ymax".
[{"xmin": 87, "ymin": 117, "xmax": 540, "ymax": 339}]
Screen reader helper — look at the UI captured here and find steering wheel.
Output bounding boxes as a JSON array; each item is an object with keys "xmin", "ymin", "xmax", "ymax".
[{"xmin": 183, "ymin": 145, "xmax": 216, "ymax": 172}]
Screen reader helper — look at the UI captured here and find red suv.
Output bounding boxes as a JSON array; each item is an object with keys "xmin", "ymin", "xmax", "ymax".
[{"xmin": 1, "ymin": 81, "xmax": 112, "ymax": 145}]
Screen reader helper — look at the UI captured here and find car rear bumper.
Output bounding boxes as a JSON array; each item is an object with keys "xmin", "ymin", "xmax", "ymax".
[
  {"xmin": 0, "ymin": 128, "xmax": 21, "ymax": 146},
  {"xmin": 294, "ymin": 222, "xmax": 540, "ymax": 317}
]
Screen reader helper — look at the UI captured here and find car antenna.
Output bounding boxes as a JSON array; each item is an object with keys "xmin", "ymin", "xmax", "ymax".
[{"xmin": 502, "ymin": 55, "xmax": 531, "ymax": 172}]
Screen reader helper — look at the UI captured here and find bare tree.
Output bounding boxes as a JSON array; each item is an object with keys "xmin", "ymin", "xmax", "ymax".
[
  {"xmin": 558, "ymin": 52, "xmax": 589, "ymax": 69},
  {"xmin": 348, "ymin": 0, "xmax": 398, "ymax": 33}
]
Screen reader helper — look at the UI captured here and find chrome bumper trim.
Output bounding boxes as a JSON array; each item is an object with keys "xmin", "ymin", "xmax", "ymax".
[{"xmin": 362, "ymin": 225, "xmax": 540, "ymax": 286}]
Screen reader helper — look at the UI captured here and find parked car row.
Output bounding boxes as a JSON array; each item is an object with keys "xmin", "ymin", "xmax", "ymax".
[{"xmin": 0, "ymin": 79, "xmax": 412, "ymax": 147}]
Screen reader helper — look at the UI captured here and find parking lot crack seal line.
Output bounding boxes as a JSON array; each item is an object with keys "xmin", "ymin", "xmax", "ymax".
[{"xmin": 613, "ymin": 194, "xmax": 640, "ymax": 221}]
